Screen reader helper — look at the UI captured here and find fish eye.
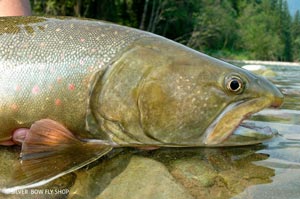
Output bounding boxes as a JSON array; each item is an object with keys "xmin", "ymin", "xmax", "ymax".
[{"xmin": 226, "ymin": 76, "xmax": 244, "ymax": 94}]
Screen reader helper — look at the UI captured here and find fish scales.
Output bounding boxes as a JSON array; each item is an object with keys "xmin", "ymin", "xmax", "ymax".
[{"xmin": 0, "ymin": 17, "xmax": 150, "ymax": 141}]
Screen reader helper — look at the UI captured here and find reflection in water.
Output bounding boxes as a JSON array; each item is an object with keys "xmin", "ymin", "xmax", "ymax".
[
  {"xmin": 232, "ymin": 64, "xmax": 300, "ymax": 199},
  {"xmin": 0, "ymin": 145, "xmax": 275, "ymax": 199},
  {"xmin": 68, "ymin": 146, "xmax": 274, "ymax": 199},
  {"xmin": 1, "ymin": 64, "xmax": 300, "ymax": 199}
]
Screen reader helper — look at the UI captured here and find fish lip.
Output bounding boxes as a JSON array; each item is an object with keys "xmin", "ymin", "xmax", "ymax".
[{"xmin": 202, "ymin": 98, "xmax": 272, "ymax": 145}]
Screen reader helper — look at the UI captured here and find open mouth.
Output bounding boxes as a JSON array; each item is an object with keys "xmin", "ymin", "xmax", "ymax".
[
  {"xmin": 214, "ymin": 122, "xmax": 278, "ymax": 146},
  {"xmin": 203, "ymin": 98, "xmax": 278, "ymax": 146}
]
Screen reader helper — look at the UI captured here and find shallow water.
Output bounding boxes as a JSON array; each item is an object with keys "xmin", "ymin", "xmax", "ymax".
[{"xmin": 1, "ymin": 64, "xmax": 300, "ymax": 199}]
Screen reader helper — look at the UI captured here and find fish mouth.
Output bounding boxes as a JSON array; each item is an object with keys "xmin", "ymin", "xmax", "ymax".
[{"xmin": 203, "ymin": 97, "xmax": 282, "ymax": 145}]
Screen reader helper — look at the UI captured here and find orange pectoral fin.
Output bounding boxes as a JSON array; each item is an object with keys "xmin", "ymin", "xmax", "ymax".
[{"xmin": 1, "ymin": 119, "xmax": 112, "ymax": 194}]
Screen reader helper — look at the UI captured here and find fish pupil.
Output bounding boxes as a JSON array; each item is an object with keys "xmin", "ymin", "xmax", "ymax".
[{"xmin": 230, "ymin": 80, "xmax": 240, "ymax": 91}]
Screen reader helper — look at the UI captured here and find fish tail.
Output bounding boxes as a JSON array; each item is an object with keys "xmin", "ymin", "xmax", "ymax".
[{"xmin": 0, "ymin": 119, "xmax": 112, "ymax": 194}]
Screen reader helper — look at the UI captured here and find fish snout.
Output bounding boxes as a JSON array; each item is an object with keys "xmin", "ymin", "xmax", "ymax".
[
  {"xmin": 270, "ymin": 91, "xmax": 284, "ymax": 108},
  {"xmin": 259, "ymin": 77, "xmax": 284, "ymax": 108}
]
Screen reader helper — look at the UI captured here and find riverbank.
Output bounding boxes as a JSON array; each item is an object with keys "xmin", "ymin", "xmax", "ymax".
[{"xmin": 226, "ymin": 60, "xmax": 300, "ymax": 67}]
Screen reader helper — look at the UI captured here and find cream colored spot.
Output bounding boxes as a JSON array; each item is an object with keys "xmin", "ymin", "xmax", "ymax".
[
  {"xmin": 57, "ymin": 77, "xmax": 62, "ymax": 83},
  {"xmin": 88, "ymin": 66, "xmax": 94, "ymax": 72},
  {"xmin": 48, "ymin": 85, "xmax": 53, "ymax": 90}
]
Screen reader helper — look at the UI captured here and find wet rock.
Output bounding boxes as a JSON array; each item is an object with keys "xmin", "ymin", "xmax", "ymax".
[
  {"xmin": 169, "ymin": 157, "xmax": 221, "ymax": 198},
  {"xmin": 96, "ymin": 155, "xmax": 193, "ymax": 199},
  {"xmin": 165, "ymin": 148, "xmax": 274, "ymax": 199},
  {"xmin": 68, "ymin": 150, "xmax": 132, "ymax": 199}
]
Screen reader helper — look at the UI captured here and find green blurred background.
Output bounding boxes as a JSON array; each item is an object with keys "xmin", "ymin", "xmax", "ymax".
[{"xmin": 29, "ymin": 0, "xmax": 300, "ymax": 62}]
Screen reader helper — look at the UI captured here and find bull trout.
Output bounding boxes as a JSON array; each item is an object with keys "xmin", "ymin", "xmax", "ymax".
[{"xmin": 0, "ymin": 17, "xmax": 283, "ymax": 193}]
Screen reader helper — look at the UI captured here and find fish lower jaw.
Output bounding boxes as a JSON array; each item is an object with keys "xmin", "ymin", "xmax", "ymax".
[
  {"xmin": 203, "ymin": 116, "xmax": 246, "ymax": 146},
  {"xmin": 203, "ymin": 99, "xmax": 271, "ymax": 146}
]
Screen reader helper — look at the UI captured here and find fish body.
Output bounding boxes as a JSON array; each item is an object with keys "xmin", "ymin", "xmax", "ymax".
[
  {"xmin": 0, "ymin": 17, "xmax": 283, "ymax": 193},
  {"xmin": 0, "ymin": 17, "xmax": 150, "ymax": 142}
]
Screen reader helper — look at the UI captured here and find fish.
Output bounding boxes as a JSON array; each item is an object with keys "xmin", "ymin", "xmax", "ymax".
[{"xmin": 0, "ymin": 16, "xmax": 283, "ymax": 193}]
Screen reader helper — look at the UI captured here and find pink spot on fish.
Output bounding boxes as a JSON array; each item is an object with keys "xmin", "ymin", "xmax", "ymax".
[
  {"xmin": 32, "ymin": 85, "xmax": 40, "ymax": 94},
  {"xmin": 80, "ymin": 59, "xmax": 85, "ymax": 65},
  {"xmin": 80, "ymin": 38, "xmax": 85, "ymax": 42},
  {"xmin": 40, "ymin": 42, "xmax": 46, "ymax": 47},
  {"xmin": 15, "ymin": 85, "xmax": 21, "ymax": 92},
  {"xmin": 61, "ymin": 52, "xmax": 65, "ymax": 60},
  {"xmin": 55, "ymin": 99, "xmax": 61, "ymax": 106},
  {"xmin": 50, "ymin": 67, "xmax": 56, "ymax": 73},
  {"xmin": 10, "ymin": 103, "xmax": 18, "ymax": 112},
  {"xmin": 68, "ymin": 83, "xmax": 75, "ymax": 91}
]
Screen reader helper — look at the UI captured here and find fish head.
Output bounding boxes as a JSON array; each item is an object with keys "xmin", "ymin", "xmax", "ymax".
[{"xmin": 96, "ymin": 38, "xmax": 283, "ymax": 146}]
